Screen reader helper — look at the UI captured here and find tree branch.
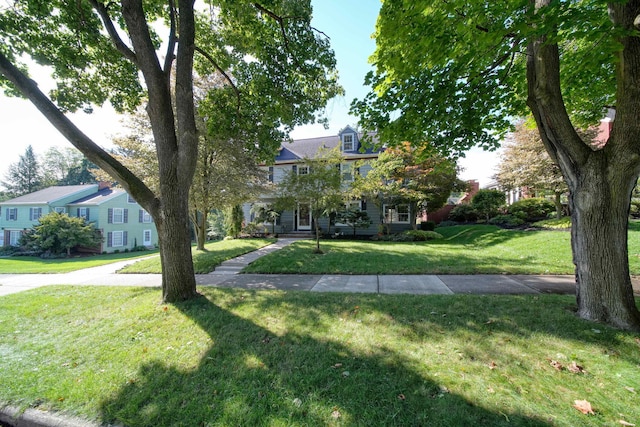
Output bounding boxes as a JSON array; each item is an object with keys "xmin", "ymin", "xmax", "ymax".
[
  {"xmin": 163, "ymin": 0, "xmax": 177, "ymax": 77},
  {"xmin": 194, "ymin": 45, "xmax": 241, "ymax": 113},
  {"xmin": 0, "ymin": 51, "xmax": 159, "ymax": 213},
  {"xmin": 88, "ymin": 0, "xmax": 138, "ymax": 65}
]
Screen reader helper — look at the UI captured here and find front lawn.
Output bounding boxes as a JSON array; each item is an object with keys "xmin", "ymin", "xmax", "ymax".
[
  {"xmin": 0, "ymin": 250, "xmax": 159, "ymax": 274},
  {"xmin": 1, "ymin": 286, "xmax": 638, "ymax": 426},
  {"xmin": 119, "ymin": 238, "xmax": 275, "ymax": 274},
  {"xmin": 243, "ymin": 224, "xmax": 640, "ymax": 275}
]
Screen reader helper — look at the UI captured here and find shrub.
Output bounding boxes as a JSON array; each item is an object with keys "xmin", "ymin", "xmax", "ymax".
[
  {"xmin": 472, "ymin": 189, "xmax": 506, "ymax": 221},
  {"xmin": 508, "ymin": 198, "xmax": 556, "ymax": 222},
  {"xmin": 532, "ymin": 217, "xmax": 572, "ymax": 229},
  {"xmin": 488, "ymin": 214, "xmax": 525, "ymax": 228},
  {"xmin": 403, "ymin": 230, "xmax": 443, "ymax": 241},
  {"xmin": 419, "ymin": 221, "xmax": 436, "ymax": 231},
  {"xmin": 448, "ymin": 204, "xmax": 478, "ymax": 222}
]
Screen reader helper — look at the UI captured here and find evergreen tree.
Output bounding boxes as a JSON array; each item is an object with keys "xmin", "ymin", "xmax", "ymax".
[{"xmin": 2, "ymin": 145, "xmax": 43, "ymax": 196}]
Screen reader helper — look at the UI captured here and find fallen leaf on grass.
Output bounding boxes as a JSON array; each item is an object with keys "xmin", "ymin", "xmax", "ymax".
[
  {"xmin": 548, "ymin": 359, "xmax": 563, "ymax": 371},
  {"xmin": 573, "ymin": 399, "xmax": 595, "ymax": 415},
  {"xmin": 618, "ymin": 420, "xmax": 635, "ymax": 426},
  {"xmin": 567, "ymin": 362, "xmax": 586, "ymax": 374},
  {"xmin": 488, "ymin": 361, "xmax": 497, "ymax": 370},
  {"xmin": 331, "ymin": 409, "xmax": 341, "ymax": 419},
  {"xmin": 624, "ymin": 386, "xmax": 636, "ymax": 393},
  {"xmin": 398, "ymin": 393, "xmax": 406, "ymax": 400}
]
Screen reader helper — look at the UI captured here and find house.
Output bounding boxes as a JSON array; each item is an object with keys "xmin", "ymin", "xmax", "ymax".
[
  {"xmin": 0, "ymin": 183, "xmax": 157, "ymax": 252},
  {"xmin": 246, "ymin": 125, "xmax": 445, "ymax": 235}
]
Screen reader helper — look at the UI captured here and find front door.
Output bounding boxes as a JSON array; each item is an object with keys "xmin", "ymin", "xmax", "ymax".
[{"xmin": 297, "ymin": 204, "xmax": 312, "ymax": 230}]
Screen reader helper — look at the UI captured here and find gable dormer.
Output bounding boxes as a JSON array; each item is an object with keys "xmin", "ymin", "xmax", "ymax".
[{"xmin": 338, "ymin": 125, "xmax": 358, "ymax": 153}]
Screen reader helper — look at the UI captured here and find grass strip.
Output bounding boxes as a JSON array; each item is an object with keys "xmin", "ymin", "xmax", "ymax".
[
  {"xmin": 119, "ymin": 238, "xmax": 275, "ymax": 274},
  {"xmin": 0, "ymin": 286, "xmax": 638, "ymax": 426}
]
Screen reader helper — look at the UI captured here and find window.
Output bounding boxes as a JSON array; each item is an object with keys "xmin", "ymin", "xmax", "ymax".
[
  {"xmin": 384, "ymin": 204, "xmax": 410, "ymax": 223},
  {"xmin": 29, "ymin": 207, "xmax": 42, "ymax": 221},
  {"xmin": 112, "ymin": 208, "xmax": 124, "ymax": 224},
  {"xmin": 127, "ymin": 194, "xmax": 136, "ymax": 204},
  {"xmin": 108, "ymin": 231, "xmax": 128, "ymax": 248},
  {"xmin": 342, "ymin": 134, "xmax": 354, "ymax": 151},
  {"xmin": 298, "ymin": 165, "xmax": 309, "ymax": 175},
  {"xmin": 55, "ymin": 207, "xmax": 66, "ymax": 214},
  {"xmin": 341, "ymin": 163, "xmax": 359, "ymax": 182},
  {"xmin": 6, "ymin": 208, "xmax": 17, "ymax": 221},
  {"xmin": 9, "ymin": 230, "xmax": 21, "ymax": 246},
  {"xmin": 112, "ymin": 231, "xmax": 124, "ymax": 247},
  {"xmin": 139, "ymin": 209, "xmax": 152, "ymax": 223},
  {"xmin": 268, "ymin": 166, "xmax": 274, "ymax": 183},
  {"xmin": 143, "ymin": 229, "xmax": 152, "ymax": 246},
  {"xmin": 77, "ymin": 207, "xmax": 89, "ymax": 220}
]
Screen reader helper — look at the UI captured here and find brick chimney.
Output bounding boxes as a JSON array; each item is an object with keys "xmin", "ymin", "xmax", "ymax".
[{"xmin": 98, "ymin": 181, "xmax": 111, "ymax": 190}]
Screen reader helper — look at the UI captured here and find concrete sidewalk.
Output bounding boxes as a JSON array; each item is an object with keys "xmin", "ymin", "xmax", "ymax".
[{"xmin": 1, "ymin": 238, "xmax": 639, "ymax": 297}]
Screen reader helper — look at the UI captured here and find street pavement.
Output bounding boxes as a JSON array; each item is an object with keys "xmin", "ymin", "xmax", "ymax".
[{"xmin": 1, "ymin": 238, "xmax": 639, "ymax": 297}]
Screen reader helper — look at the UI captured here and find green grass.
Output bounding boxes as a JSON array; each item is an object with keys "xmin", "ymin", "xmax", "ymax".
[
  {"xmin": 119, "ymin": 238, "xmax": 275, "ymax": 274},
  {"xmin": 1, "ymin": 286, "xmax": 638, "ymax": 426},
  {"xmin": 0, "ymin": 250, "xmax": 159, "ymax": 274},
  {"xmin": 244, "ymin": 224, "xmax": 640, "ymax": 275}
]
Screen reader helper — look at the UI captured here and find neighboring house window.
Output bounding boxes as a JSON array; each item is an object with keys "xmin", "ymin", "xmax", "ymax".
[
  {"xmin": 107, "ymin": 231, "xmax": 128, "ymax": 248},
  {"xmin": 108, "ymin": 208, "xmax": 128, "ymax": 224},
  {"xmin": 341, "ymin": 163, "xmax": 359, "ymax": 182},
  {"xmin": 127, "ymin": 194, "xmax": 136, "ymax": 204},
  {"xmin": 342, "ymin": 134, "xmax": 354, "ymax": 151},
  {"xmin": 139, "ymin": 209, "xmax": 152, "ymax": 223},
  {"xmin": 55, "ymin": 207, "xmax": 66, "ymax": 214},
  {"xmin": 298, "ymin": 165, "xmax": 309, "ymax": 175},
  {"xmin": 9, "ymin": 230, "xmax": 21, "ymax": 246},
  {"xmin": 268, "ymin": 166, "xmax": 274, "ymax": 183},
  {"xmin": 384, "ymin": 204, "xmax": 410, "ymax": 223},
  {"xmin": 143, "ymin": 229, "xmax": 152, "ymax": 246},
  {"xmin": 77, "ymin": 207, "xmax": 89, "ymax": 220},
  {"xmin": 6, "ymin": 208, "xmax": 17, "ymax": 221},
  {"xmin": 29, "ymin": 207, "xmax": 42, "ymax": 221}
]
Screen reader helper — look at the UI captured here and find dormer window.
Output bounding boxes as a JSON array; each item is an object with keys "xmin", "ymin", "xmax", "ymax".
[{"xmin": 342, "ymin": 134, "xmax": 355, "ymax": 151}]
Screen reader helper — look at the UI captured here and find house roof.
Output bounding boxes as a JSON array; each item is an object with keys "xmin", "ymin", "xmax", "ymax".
[
  {"xmin": 0, "ymin": 185, "xmax": 98, "ymax": 205},
  {"xmin": 68, "ymin": 188, "xmax": 128, "ymax": 206},
  {"xmin": 274, "ymin": 131, "xmax": 380, "ymax": 163}
]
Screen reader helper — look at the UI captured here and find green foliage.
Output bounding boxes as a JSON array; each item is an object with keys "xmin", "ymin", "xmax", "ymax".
[
  {"xmin": 488, "ymin": 214, "xmax": 526, "ymax": 228},
  {"xmin": 20, "ymin": 212, "xmax": 102, "ymax": 256},
  {"xmin": 2, "ymin": 145, "xmax": 43, "ymax": 197},
  {"xmin": 352, "ymin": 1, "xmax": 616, "ymax": 154},
  {"xmin": 336, "ymin": 207, "xmax": 371, "ymax": 237},
  {"xmin": 402, "ymin": 230, "xmax": 443, "ymax": 241},
  {"xmin": 419, "ymin": 221, "xmax": 436, "ymax": 231},
  {"xmin": 508, "ymin": 198, "xmax": 556, "ymax": 222},
  {"xmin": 471, "ymin": 189, "xmax": 506, "ymax": 221},
  {"xmin": 533, "ymin": 217, "xmax": 572, "ymax": 229},
  {"xmin": 448, "ymin": 204, "xmax": 478, "ymax": 222},
  {"xmin": 224, "ymin": 205, "xmax": 244, "ymax": 239}
]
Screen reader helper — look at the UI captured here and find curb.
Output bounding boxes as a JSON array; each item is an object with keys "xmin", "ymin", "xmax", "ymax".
[{"xmin": 0, "ymin": 406, "xmax": 108, "ymax": 427}]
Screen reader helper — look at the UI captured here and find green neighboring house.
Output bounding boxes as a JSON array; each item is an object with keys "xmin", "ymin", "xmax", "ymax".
[{"xmin": 0, "ymin": 184, "xmax": 158, "ymax": 253}]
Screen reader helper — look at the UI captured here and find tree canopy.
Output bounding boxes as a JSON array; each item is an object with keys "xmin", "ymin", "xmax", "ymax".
[
  {"xmin": 2, "ymin": 145, "xmax": 43, "ymax": 196},
  {"xmin": 0, "ymin": 0, "xmax": 341, "ymax": 302},
  {"xmin": 353, "ymin": 1, "xmax": 640, "ymax": 330}
]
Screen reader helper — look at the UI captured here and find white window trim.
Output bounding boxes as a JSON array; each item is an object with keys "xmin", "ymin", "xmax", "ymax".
[
  {"xmin": 298, "ymin": 165, "xmax": 309, "ymax": 175},
  {"xmin": 78, "ymin": 207, "xmax": 89, "ymax": 219},
  {"xmin": 7, "ymin": 208, "xmax": 17, "ymax": 221},
  {"xmin": 127, "ymin": 194, "xmax": 136, "ymax": 204},
  {"xmin": 54, "ymin": 207, "xmax": 66, "ymax": 214},
  {"xmin": 342, "ymin": 134, "xmax": 355, "ymax": 151},
  {"xmin": 9, "ymin": 230, "xmax": 21, "ymax": 246},
  {"xmin": 112, "ymin": 208, "xmax": 124, "ymax": 224},
  {"xmin": 143, "ymin": 229, "xmax": 152, "ymax": 246},
  {"xmin": 383, "ymin": 204, "xmax": 410, "ymax": 224},
  {"xmin": 112, "ymin": 230, "xmax": 124, "ymax": 247},
  {"xmin": 141, "ymin": 210, "xmax": 152, "ymax": 223},
  {"xmin": 30, "ymin": 207, "xmax": 42, "ymax": 221}
]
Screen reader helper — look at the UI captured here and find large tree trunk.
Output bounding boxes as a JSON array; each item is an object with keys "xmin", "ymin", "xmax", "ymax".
[
  {"xmin": 527, "ymin": 0, "xmax": 640, "ymax": 330},
  {"xmin": 570, "ymin": 156, "xmax": 640, "ymax": 329}
]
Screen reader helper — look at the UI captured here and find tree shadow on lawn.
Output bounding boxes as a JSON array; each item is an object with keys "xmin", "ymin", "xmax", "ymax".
[{"xmin": 100, "ymin": 290, "xmax": 552, "ymax": 426}]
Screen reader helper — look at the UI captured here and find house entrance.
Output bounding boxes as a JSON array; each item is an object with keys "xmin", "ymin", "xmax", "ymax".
[{"xmin": 297, "ymin": 204, "xmax": 312, "ymax": 231}]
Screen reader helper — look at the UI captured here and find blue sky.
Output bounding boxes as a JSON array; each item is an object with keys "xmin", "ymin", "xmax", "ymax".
[{"xmin": 0, "ymin": 0, "xmax": 499, "ymax": 188}]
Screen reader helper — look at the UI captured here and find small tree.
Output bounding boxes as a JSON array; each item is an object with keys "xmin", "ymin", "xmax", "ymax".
[
  {"xmin": 22, "ymin": 212, "xmax": 102, "ymax": 257},
  {"xmin": 336, "ymin": 207, "xmax": 371, "ymax": 237},
  {"xmin": 472, "ymin": 190, "xmax": 506, "ymax": 221},
  {"xmin": 276, "ymin": 148, "xmax": 344, "ymax": 253},
  {"xmin": 252, "ymin": 204, "xmax": 281, "ymax": 235},
  {"xmin": 225, "ymin": 205, "xmax": 244, "ymax": 239}
]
